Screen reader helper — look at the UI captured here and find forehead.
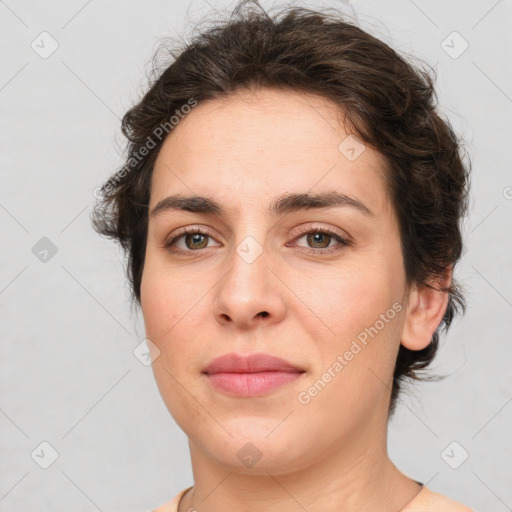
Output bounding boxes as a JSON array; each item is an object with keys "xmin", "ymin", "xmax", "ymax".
[{"xmin": 150, "ymin": 88, "xmax": 391, "ymax": 218}]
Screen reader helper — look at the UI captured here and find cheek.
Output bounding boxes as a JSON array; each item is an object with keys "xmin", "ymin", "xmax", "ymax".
[
  {"xmin": 140, "ymin": 257, "xmax": 199, "ymax": 344},
  {"xmin": 293, "ymin": 254, "xmax": 404, "ymax": 399},
  {"xmin": 141, "ymin": 264, "xmax": 208, "ymax": 426},
  {"xmin": 140, "ymin": 272, "xmax": 174, "ymax": 344},
  {"xmin": 296, "ymin": 289, "xmax": 403, "ymax": 429},
  {"xmin": 297, "ymin": 262, "xmax": 399, "ymax": 343},
  {"xmin": 140, "ymin": 257, "xmax": 215, "ymax": 379}
]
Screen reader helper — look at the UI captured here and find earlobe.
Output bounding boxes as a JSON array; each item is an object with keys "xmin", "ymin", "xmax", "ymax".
[{"xmin": 400, "ymin": 267, "xmax": 452, "ymax": 351}]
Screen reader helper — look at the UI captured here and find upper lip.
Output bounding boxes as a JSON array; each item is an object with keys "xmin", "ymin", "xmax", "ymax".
[{"xmin": 202, "ymin": 352, "xmax": 305, "ymax": 374}]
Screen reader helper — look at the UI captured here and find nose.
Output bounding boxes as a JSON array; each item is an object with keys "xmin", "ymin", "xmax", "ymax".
[{"xmin": 211, "ymin": 236, "xmax": 287, "ymax": 330}]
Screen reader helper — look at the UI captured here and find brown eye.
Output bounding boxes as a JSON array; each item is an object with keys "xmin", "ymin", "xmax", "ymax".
[
  {"xmin": 306, "ymin": 232, "xmax": 332, "ymax": 249},
  {"xmin": 184, "ymin": 233, "xmax": 209, "ymax": 250},
  {"xmin": 164, "ymin": 227, "xmax": 221, "ymax": 255},
  {"xmin": 292, "ymin": 225, "xmax": 351, "ymax": 256}
]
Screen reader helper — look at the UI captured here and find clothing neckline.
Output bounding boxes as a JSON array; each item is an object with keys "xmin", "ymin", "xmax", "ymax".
[
  {"xmin": 398, "ymin": 482, "xmax": 425, "ymax": 511},
  {"xmin": 176, "ymin": 485, "xmax": 193, "ymax": 512},
  {"xmin": 176, "ymin": 482, "xmax": 425, "ymax": 512}
]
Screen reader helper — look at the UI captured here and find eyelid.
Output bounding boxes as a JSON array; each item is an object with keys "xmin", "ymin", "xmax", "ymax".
[
  {"xmin": 164, "ymin": 223, "xmax": 351, "ymax": 255},
  {"xmin": 291, "ymin": 223, "xmax": 351, "ymax": 242},
  {"xmin": 163, "ymin": 225, "xmax": 220, "ymax": 249},
  {"xmin": 288, "ymin": 223, "xmax": 351, "ymax": 255}
]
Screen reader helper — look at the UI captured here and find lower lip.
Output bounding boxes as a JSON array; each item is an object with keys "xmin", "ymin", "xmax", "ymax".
[{"xmin": 205, "ymin": 371, "xmax": 303, "ymax": 396}]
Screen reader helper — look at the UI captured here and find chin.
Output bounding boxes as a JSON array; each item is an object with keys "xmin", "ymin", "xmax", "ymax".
[{"xmin": 192, "ymin": 422, "xmax": 315, "ymax": 475}]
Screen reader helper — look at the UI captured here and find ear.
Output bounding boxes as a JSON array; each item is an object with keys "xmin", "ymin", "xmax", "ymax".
[{"xmin": 401, "ymin": 266, "xmax": 453, "ymax": 351}]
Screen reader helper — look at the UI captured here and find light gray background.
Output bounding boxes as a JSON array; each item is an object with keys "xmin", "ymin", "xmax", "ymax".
[{"xmin": 1, "ymin": 0, "xmax": 511, "ymax": 511}]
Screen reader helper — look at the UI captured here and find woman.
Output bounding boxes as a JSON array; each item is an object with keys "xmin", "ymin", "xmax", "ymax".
[{"xmin": 92, "ymin": 2, "xmax": 473, "ymax": 511}]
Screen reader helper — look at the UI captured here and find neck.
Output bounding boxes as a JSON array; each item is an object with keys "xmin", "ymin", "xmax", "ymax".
[{"xmin": 179, "ymin": 414, "xmax": 421, "ymax": 512}]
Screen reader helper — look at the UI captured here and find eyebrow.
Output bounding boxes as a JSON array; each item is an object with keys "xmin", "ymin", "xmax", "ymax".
[{"xmin": 149, "ymin": 191, "xmax": 374, "ymax": 219}]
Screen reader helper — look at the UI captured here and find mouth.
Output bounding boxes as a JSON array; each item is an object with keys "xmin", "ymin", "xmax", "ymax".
[{"xmin": 202, "ymin": 352, "xmax": 306, "ymax": 397}]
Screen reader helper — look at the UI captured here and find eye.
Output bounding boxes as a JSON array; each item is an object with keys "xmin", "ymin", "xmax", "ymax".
[
  {"xmin": 164, "ymin": 226, "xmax": 219, "ymax": 255},
  {"xmin": 163, "ymin": 224, "xmax": 351, "ymax": 257},
  {"xmin": 290, "ymin": 224, "xmax": 351, "ymax": 255}
]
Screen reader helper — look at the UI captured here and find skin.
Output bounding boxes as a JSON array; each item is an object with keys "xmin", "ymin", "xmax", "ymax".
[{"xmin": 141, "ymin": 87, "xmax": 451, "ymax": 512}]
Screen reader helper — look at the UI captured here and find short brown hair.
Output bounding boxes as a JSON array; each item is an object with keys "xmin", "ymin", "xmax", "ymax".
[{"xmin": 91, "ymin": 1, "xmax": 471, "ymax": 416}]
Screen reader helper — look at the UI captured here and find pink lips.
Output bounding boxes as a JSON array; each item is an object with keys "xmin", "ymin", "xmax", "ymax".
[{"xmin": 202, "ymin": 352, "xmax": 305, "ymax": 397}]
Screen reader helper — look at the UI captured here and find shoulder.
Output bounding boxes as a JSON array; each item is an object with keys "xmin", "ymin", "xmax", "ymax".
[
  {"xmin": 402, "ymin": 485, "xmax": 473, "ymax": 512},
  {"xmin": 149, "ymin": 486, "xmax": 193, "ymax": 512}
]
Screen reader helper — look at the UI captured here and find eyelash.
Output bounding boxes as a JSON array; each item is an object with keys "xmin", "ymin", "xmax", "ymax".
[{"xmin": 163, "ymin": 224, "xmax": 351, "ymax": 257}]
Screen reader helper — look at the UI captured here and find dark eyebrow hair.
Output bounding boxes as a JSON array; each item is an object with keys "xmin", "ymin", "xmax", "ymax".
[{"xmin": 149, "ymin": 191, "xmax": 374, "ymax": 219}]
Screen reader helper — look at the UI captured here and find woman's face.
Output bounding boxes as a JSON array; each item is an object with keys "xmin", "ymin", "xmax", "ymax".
[{"xmin": 141, "ymin": 88, "xmax": 410, "ymax": 474}]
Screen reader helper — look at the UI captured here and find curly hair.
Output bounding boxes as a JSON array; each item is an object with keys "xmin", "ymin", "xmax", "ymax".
[{"xmin": 91, "ymin": 1, "xmax": 471, "ymax": 416}]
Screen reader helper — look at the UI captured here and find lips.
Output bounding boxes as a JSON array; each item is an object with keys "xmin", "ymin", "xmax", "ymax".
[
  {"xmin": 202, "ymin": 352, "xmax": 305, "ymax": 397},
  {"xmin": 202, "ymin": 352, "xmax": 304, "ymax": 374}
]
